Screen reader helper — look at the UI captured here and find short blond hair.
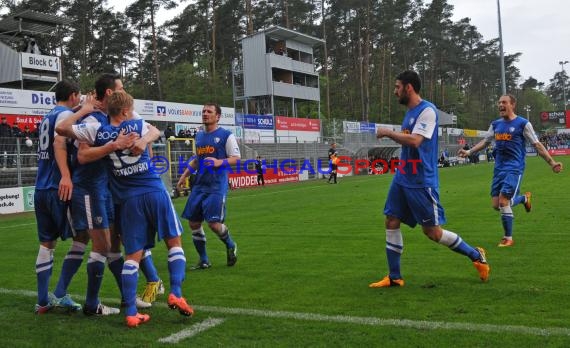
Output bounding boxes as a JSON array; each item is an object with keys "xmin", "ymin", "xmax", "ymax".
[{"xmin": 107, "ymin": 90, "xmax": 133, "ymax": 117}]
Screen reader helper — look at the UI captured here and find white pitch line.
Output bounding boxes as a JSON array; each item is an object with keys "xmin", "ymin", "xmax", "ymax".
[
  {"xmin": 3, "ymin": 288, "xmax": 570, "ymax": 337},
  {"xmin": 0, "ymin": 222, "xmax": 36, "ymax": 229},
  {"xmin": 158, "ymin": 318, "xmax": 225, "ymax": 344}
]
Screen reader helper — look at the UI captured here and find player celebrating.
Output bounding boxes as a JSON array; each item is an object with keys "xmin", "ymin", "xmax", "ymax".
[
  {"xmin": 370, "ymin": 71, "xmax": 489, "ymax": 288},
  {"xmin": 459, "ymin": 94, "xmax": 562, "ymax": 247},
  {"xmin": 76, "ymin": 73, "xmax": 164, "ymax": 309},
  {"xmin": 57, "ymin": 91, "xmax": 192, "ymax": 327},
  {"xmin": 33, "ymin": 80, "xmax": 94, "ymax": 314},
  {"xmin": 177, "ymin": 103, "xmax": 240, "ymax": 270}
]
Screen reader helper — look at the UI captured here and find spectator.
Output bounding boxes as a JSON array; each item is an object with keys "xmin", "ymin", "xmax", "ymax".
[
  {"xmin": 0, "ymin": 117, "xmax": 13, "ymax": 168},
  {"xmin": 462, "ymin": 143, "xmax": 471, "ymax": 163},
  {"xmin": 19, "ymin": 125, "xmax": 36, "ymax": 167},
  {"xmin": 34, "ymin": 121, "xmax": 41, "ymax": 137},
  {"xmin": 164, "ymin": 125, "xmax": 175, "ymax": 140},
  {"xmin": 255, "ymin": 156, "xmax": 265, "ymax": 186},
  {"xmin": 21, "ymin": 125, "xmax": 34, "ymax": 139},
  {"xmin": 0, "ymin": 116, "xmax": 12, "ymax": 138},
  {"xmin": 12, "ymin": 124, "xmax": 22, "ymax": 138},
  {"xmin": 486, "ymin": 145, "xmax": 494, "ymax": 162}
]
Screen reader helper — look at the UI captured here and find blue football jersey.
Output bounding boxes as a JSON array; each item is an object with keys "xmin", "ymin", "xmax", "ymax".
[
  {"xmin": 490, "ymin": 116, "xmax": 534, "ymax": 174},
  {"xmin": 193, "ymin": 127, "xmax": 234, "ymax": 194},
  {"xmin": 93, "ymin": 119, "xmax": 165, "ymax": 203},
  {"xmin": 71, "ymin": 110, "xmax": 109, "ymax": 189},
  {"xmin": 393, "ymin": 100, "xmax": 439, "ymax": 188},
  {"xmin": 35, "ymin": 106, "xmax": 73, "ymax": 190}
]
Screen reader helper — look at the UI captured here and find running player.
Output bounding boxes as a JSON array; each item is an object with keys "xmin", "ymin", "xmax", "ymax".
[{"xmin": 459, "ymin": 94, "xmax": 562, "ymax": 246}]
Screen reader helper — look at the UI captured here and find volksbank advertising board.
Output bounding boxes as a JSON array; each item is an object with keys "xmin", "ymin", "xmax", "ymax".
[
  {"xmin": 235, "ymin": 114, "xmax": 274, "ymax": 129},
  {"xmin": 0, "ymin": 87, "xmax": 235, "ymax": 125}
]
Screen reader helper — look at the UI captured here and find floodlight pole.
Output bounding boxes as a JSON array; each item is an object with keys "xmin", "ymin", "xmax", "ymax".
[
  {"xmin": 497, "ymin": 0, "xmax": 507, "ymax": 95},
  {"xmin": 524, "ymin": 105, "xmax": 531, "ymax": 124},
  {"xmin": 560, "ymin": 60, "xmax": 569, "ymax": 110}
]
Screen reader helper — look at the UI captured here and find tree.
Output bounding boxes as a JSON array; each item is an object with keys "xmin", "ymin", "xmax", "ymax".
[
  {"xmin": 546, "ymin": 70, "xmax": 570, "ymax": 109},
  {"xmin": 126, "ymin": 0, "xmax": 180, "ymax": 100}
]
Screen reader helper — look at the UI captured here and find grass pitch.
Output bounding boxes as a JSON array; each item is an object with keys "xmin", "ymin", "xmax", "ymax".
[{"xmin": 0, "ymin": 156, "xmax": 569, "ymax": 347}]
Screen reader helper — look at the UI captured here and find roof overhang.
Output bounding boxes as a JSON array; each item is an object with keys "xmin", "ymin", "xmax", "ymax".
[{"xmin": 241, "ymin": 25, "xmax": 324, "ymax": 47}]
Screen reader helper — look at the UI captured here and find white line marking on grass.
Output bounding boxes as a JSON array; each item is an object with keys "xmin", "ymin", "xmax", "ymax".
[
  {"xmin": 3, "ymin": 288, "xmax": 569, "ymax": 337},
  {"xmin": 192, "ymin": 305, "xmax": 570, "ymax": 337},
  {"xmin": 158, "ymin": 318, "xmax": 225, "ymax": 344},
  {"xmin": 0, "ymin": 222, "xmax": 36, "ymax": 229}
]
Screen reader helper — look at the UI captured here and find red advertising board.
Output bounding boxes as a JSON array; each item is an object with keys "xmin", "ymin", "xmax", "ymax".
[
  {"xmin": 1, "ymin": 114, "xmax": 42, "ymax": 130},
  {"xmin": 275, "ymin": 116, "xmax": 320, "ymax": 131},
  {"xmin": 548, "ymin": 149, "xmax": 570, "ymax": 156},
  {"xmin": 566, "ymin": 110, "xmax": 570, "ymax": 129},
  {"xmin": 229, "ymin": 169, "xmax": 299, "ymax": 189}
]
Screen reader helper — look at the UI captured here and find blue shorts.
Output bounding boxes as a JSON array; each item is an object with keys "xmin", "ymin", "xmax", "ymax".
[
  {"xmin": 71, "ymin": 186, "xmax": 113, "ymax": 231},
  {"xmin": 35, "ymin": 189, "xmax": 74, "ymax": 242},
  {"xmin": 117, "ymin": 190, "xmax": 183, "ymax": 254},
  {"xmin": 383, "ymin": 182, "xmax": 446, "ymax": 228},
  {"xmin": 490, "ymin": 171, "xmax": 522, "ymax": 198},
  {"xmin": 181, "ymin": 190, "xmax": 226, "ymax": 223}
]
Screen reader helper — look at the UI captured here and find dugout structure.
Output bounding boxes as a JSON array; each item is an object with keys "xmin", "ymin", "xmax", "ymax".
[{"xmin": 166, "ymin": 138, "xmax": 196, "ymax": 197}]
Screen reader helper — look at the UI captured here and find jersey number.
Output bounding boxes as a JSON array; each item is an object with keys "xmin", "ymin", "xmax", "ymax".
[
  {"xmin": 108, "ymin": 150, "xmax": 141, "ymax": 169},
  {"xmin": 39, "ymin": 118, "xmax": 50, "ymax": 151}
]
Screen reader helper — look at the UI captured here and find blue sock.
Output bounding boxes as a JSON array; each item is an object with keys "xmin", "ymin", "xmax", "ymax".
[
  {"xmin": 511, "ymin": 195, "xmax": 525, "ymax": 207},
  {"xmin": 107, "ymin": 252, "xmax": 124, "ymax": 299},
  {"xmin": 140, "ymin": 249, "xmax": 160, "ymax": 282},
  {"xmin": 122, "ymin": 260, "xmax": 139, "ymax": 317},
  {"xmin": 386, "ymin": 229, "xmax": 403, "ymax": 279},
  {"xmin": 218, "ymin": 225, "xmax": 236, "ymax": 249},
  {"xmin": 54, "ymin": 241, "xmax": 86, "ymax": 298},
  {"xmin": 168, "ymin": 247, "xmax": 186, "ymax": 298},
  {"xmin": 36, "ymin": 246, "xmax": 54, "ymax": 306},
  {"xmin": 500, "ymin": 206, "xmax": 514, "ymax": 237},
  {"xmin": 85, "ymin": 252, "xmax": 106, "ymax": 310},
  {"xmin": 192, "ymin": 228, "xmax": 209, "ymax": 263},
  {"xmin": 439, "ymin": 229, "xmax": 481, "ymax": 261}
]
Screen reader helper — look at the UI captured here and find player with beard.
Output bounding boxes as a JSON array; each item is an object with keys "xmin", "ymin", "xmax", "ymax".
[{"xmin": 369, "ymin": 70, "xmax": 490, "ymax": 288}]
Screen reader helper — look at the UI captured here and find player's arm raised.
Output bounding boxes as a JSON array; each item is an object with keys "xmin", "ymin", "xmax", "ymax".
[{"xmin": 55, "ymin": 94, "xmax": 98, "ymax": 139}]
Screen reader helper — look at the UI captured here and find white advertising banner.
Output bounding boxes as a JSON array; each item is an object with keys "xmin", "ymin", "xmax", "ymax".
[
  {"xmin": 343, "ymin": 121, "xmax": 360, "ymax": 133},
  {"xmin": 243, "ymin": 129, "xmax": 275, "ymax": 143},
  {"xmin": 21, "ymin": 53, "xmax": 60, "ymax": 72},
  {"xmin": 447, "ymin": 128, "xmax": 464, "ymax": 136},
  {"xmin": 0, "ymin": 187, "xmax": 24, "ymax": 214},
  {"xmin": 0, "ymin": 87, "xmax": 235, "ymax": 125},
  {"xmin": 0, "ymin": 88, "xmax": 56, "ymax": 114},
  {"xmin": 149, "ymin": 101, "xmax": 235, "ymax": 125},
  {"xmin": 376, "ymin": 123, "xmax": 399, "ymax": 132}
]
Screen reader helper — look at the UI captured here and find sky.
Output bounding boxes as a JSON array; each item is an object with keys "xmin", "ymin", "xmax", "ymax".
[
  {"xmin": 447, "ymin": 0, "xmax": 570, "ymax": 85},
  {"xmin": 107, "ymin": 0, "xmax": 569, "ymax": 85},
  {"xmin": 2, "ymin": 0, "xmax": 567, "ymax": 84}
]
